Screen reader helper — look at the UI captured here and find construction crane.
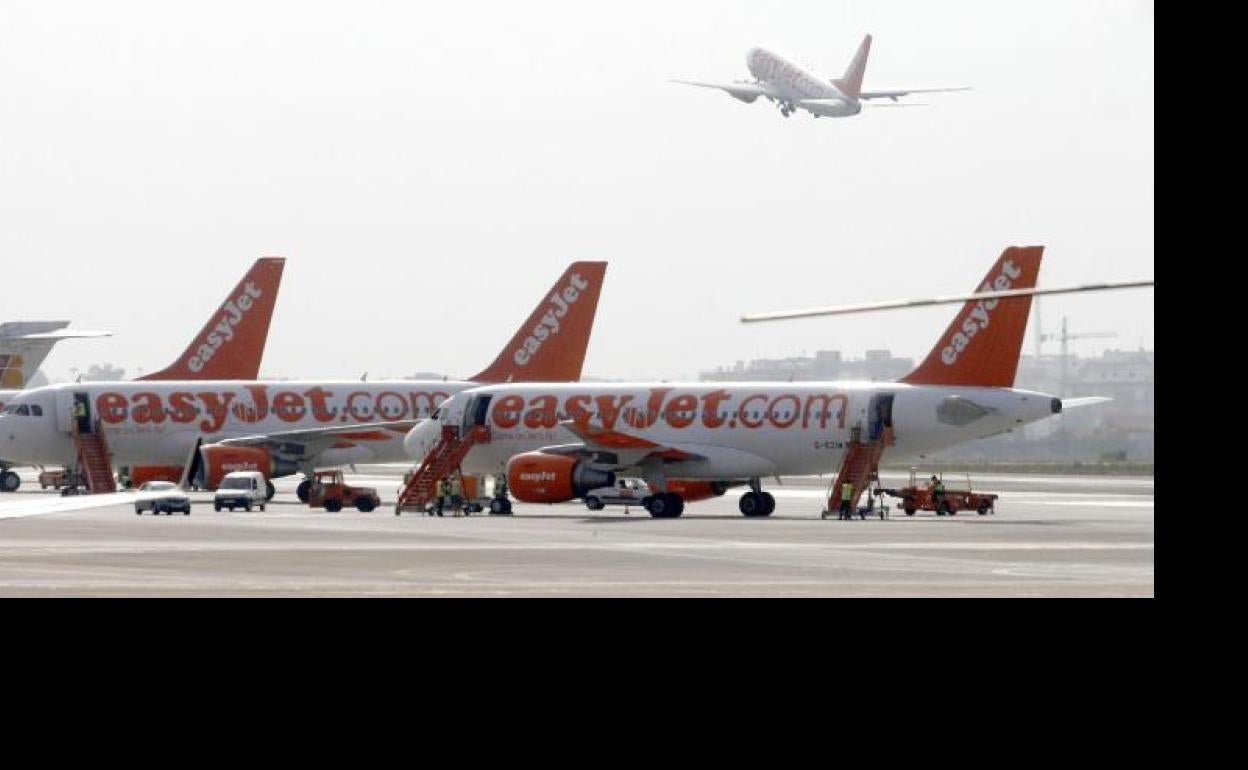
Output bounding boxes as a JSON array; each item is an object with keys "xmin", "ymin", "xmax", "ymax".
[{"xmin": 1039, "ymin": 316, "xmax": 1117, "ymax": 396}]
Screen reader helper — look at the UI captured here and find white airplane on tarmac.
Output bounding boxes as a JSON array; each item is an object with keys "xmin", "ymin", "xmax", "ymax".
[
  {"xmin": 0, "ymin": 262, "xmax": 608, "ymax": 503},
  {"xmin": 673, "ymin": 35, "xmax": 968, "ymax": 119},
  {"xmin": 0, "ymin": 258, "xmax": 285, "ymax": 492},
  {"xmin": 402, "ymin": 246, "xmax": 1115, "ymax": 518},
  {"xmin": 0, "ymin": 322, "xmax": 112, "ymax": 491}
]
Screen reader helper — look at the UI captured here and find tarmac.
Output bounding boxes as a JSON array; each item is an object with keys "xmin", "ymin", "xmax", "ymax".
[{"xmin": 0, "ymin": 467, "xmax": 1154, "ymax": 597}]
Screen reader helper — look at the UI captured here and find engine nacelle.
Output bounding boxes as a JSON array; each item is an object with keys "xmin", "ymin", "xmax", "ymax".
[
  {"xmin": 194, "ymin": 445, "xmax": 299, "ymax": 489},
  {"xmin": 507, "ymin": 452, "xmax": 615, "ymax": 504},
  {"xmin": 666, "ymin": 479, "xmax": 729, "ymax": 503},
  {"xmin": 731, "ymin": 92, "xmax": 760, "ymax": 104}
]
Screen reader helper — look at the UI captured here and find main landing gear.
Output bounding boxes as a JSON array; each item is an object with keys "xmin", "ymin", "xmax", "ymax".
[
  {"xmin": 643, "ymin": 492, "xmax": 684, "ymax": 518},
  {"xmin": 738, "ymin": 479, "xmax": 775, "ymax": 517},
  {"xmin": 488, "ymin": 475, "xmax": 512, "ymax": 515}
]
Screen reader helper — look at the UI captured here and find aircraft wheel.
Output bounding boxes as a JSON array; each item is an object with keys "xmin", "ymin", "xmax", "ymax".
[
  {"xmin": 739, "ymin": 491, "xmax": 768, "ymax": 517},
  {"xmin": 760, "ymin": 492, "xmax": 776, "ymax": 516},
  {"xmin": 296, "ymin": 479, "xmax": 311, "ymax": 503},
  {"xmin": 489, "ymin": 497, "xmax": 512, "ymax": 515},
  {"xmin": 647, "ymin": 493, "xmax": 683, "ymax": 518}
]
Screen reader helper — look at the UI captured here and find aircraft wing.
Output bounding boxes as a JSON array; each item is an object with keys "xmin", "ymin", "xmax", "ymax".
[
  {"xmin": 858, "ymin": 87, "xmax": 971, "ymax": 101},
  {"xmin": 670, "ymin": 79, "xmax": 771, "ymax": 102},
  {"xmin": 548, "ymin": 421, "xmax": 777, "ymax": 478},
  {"xmin": 557, "ymin": 421, "xmax": 704, "ymax": 463},
  {"xmin": 210, "ymin": 420, "xmax": 420, "ymax": 454}
]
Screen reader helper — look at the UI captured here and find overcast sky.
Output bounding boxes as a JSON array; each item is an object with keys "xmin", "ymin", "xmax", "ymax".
[{"xmin": 2, "ymin": 0, "xmax": 1153, "ymax": 382}]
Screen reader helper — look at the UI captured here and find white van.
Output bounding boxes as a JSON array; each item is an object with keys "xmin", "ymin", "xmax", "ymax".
[{"xmin": 214, "ymin": 471, "xmax": 268, "ymax": 512}]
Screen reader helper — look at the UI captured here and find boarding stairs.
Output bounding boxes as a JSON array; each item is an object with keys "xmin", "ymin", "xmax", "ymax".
[
  {"xmin": 395, "ymin": 425, "xmax": 490, "ymax": 514},
  {"xmin": 73, "ymin": 419, "xmax": 117, "ymax": 494},
  {"xmin": 826, "ymin": 424, "xmax": 892, "ymax": 518}
]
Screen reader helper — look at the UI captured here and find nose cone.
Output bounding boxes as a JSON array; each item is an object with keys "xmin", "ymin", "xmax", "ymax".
[{"xmin": 403, "ymin": 419, "xmax": 442, "ymax": 460}]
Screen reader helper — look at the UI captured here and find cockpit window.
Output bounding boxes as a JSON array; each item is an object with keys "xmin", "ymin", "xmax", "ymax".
[
  {"xmin": 31, "ymin": 405, "xmax": 43, "ymax": 417},
  {"xmin": 15, "ymin": 405, "xmax": 29, "ymax": 416}
]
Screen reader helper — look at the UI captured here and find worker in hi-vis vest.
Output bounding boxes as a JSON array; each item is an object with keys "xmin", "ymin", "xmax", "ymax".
[{"xmin": 839, "ymin": 481, "xmax": 854, "ymax": 519}]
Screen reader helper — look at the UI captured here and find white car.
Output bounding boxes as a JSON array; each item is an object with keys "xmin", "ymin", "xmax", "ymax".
[
  {"xmin": 583, "ymin": 478, "xmax": 652, "ymax": 511},
  {"xmin": 134, "ymin": 481, "xmax": 192, "ymax": 516}
]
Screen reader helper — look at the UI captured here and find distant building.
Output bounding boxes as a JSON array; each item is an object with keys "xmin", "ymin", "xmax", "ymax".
[{"xmin": 701, "ymin": 349, "xmax": 913, "ymax": 383}]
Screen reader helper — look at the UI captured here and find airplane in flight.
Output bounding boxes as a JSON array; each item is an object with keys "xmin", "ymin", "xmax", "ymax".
[
  {"xmin": 673, "ymin": 35, "xmax": 968, "ymax": 119},
  {"xmin": 0, "ymin": 262, "xmax": 608, "ymax": 502},
  {"xmin": 402, "ymin": 246, "xmax": 1107, "ymax": 517},
  {"xmin": 0, "ymin": 258, "xmax": 285, "ymax": 492}
]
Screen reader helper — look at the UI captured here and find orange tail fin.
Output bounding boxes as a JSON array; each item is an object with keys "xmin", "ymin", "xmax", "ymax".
[
  {"xmin": 899, "ymin": 246, "xmax": 1043, "ymax": 388},
  {"xmin": 138, "ymin": 257, "xmax": 285, "ymax": 381},
  {"xmin": 470, "ymin": 261, "xmax": 607, "ymax": 383}
]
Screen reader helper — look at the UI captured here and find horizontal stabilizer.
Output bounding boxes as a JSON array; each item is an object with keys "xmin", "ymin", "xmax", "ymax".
[{"xmin": 1061, "ymin": 396, "xmax": 1113, "ymax": 410}]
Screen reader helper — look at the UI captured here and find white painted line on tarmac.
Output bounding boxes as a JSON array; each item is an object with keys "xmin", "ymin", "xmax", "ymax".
[{"xmin": 0, "ymin": 493, "xmax": 136, "ymax": 520}]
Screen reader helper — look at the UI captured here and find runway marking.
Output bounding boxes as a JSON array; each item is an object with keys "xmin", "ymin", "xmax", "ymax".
[{"xmin": 0, "ymin": 493, "xmax": 136, "ymax": 520}]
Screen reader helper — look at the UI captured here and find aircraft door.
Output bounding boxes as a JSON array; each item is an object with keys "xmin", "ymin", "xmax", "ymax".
[
  {"xmin": 867, "ymin": 393, "xmax": 895, "ymax": 441},
  {"xmin": 463, "ymin": 395, "xmax": 493, "ymax": 431},
  {"xmin": 73, "ymin": 392, "xmax": 94, "ymax": 433},
  {"xmin": 54, "ymin": 390, "xmax": 75, "ymax": 433}
]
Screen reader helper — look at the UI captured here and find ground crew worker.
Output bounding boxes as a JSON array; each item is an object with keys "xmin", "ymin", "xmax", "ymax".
[
  {"xmin": 839, "ymin": 481, "xmax": 854, "ymax": 520},
  {"xmin": 434, "ymin": 477, "xmax": 448, "ymax": 517},
  {"xmin": 73, "ymin": 399, "xmax": 89, "ymax": 433},
  {"xmin": 449, "ymin": 474, "xmax": 464, "ymax": 516}
]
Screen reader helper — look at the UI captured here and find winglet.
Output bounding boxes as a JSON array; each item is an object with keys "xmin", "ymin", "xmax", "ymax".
[
  {"xmin": 139, "ymin": 257, "xmax": 285, "ymax": 381},
  {"xmin": 899, "ymin": 246, "xmax": 1043, "ymax": 388},
  {"xmin": 470, "ymin": 261, "xmax": 607, "ymax": 383}
]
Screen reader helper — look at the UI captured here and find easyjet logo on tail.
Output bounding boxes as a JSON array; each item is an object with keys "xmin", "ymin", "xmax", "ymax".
[
  {"xmin": 139, "ymin": 256, "xmax": 285, "ymax": 382},
  {"xmin": 189, "ymin": 281, "xmax": 265, "ymax": 373},
  {"xmin": 470, "ymin": 261, "xmax": 607, "ymax": 384},
  {"xmin": 514, "ymin": 271, "xmax": 591, "ymax": 367},
  {"xmin": 940, "ymin": 259, "xmax": 1023, "ymax": 366},
  {"xmin": 899, "ymin": 245, "xmax": 1043, "ymax": 389}
]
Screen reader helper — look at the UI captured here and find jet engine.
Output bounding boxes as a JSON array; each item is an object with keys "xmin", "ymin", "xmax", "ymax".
[
  {"xmin": 193, "ymin": 445, "xmax": 298, "ymax": 489},
  {"xmin": 128, "ymin": 465, "xmax": 185, "ymax": 488},
  {"xmin": 507, "ymin": 452, "xmax": 615, "ymax": 504},
  {"xmin": 666, "ymin": 479, "xmax": 730, "ymax": 503}
]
